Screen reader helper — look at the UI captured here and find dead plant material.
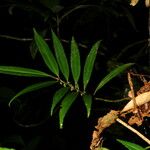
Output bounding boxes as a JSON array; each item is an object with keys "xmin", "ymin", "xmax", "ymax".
[
  {"xmin": 90, "ymin": 110, "xmax": 119, "ymax": 150},
  {"xmin": 90, "ymin": 72, "xmax": 150, "ymax": 149},
  {"xmin": 121, "ymin": 91, "xmax": 150, "ymax": 113},
  {"xmin": 121, "ymin": 72, "xmax": 150, "ymax": 126},
  {"xmin": 121, "ymin": 84, "xmax": 150, "ymax": 125},
  {"xmin": 130, "ymin": 0, "xmax": 139, "ymax": 6}
]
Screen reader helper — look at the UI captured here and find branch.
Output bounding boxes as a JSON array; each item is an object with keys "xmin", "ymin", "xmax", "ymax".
[
  {"xmin": 116, "ymin": 118, "xmax": 150, "ymax": 145},
  {"xmin": 0, "ymin": 34, "xmax": 88, "ymax": 48},
  {"xmin": 95, "ymin": 97, "xmax": 130, "ymax": 102}
]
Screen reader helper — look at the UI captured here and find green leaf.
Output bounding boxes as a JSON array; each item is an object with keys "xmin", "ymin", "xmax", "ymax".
[
  {"xmin": 51, "ymin": 87, "xmax": 69, "ymax": 115},
  {"xmin": 0, "ymin": 148, "xmax": 15, "ymax": 150},
  {"xmin": 82, "ymin": 94, "xmax": 92, "ymax": 117},
  {"xmin": 94, "ymin": 63, "xmax": 134, "ymax": 94},
  {"xmin": 51, "ymin": 30, "xmax": 69, "ymax": 81},
  {"xmin": 33, "ymin": 29, "xmax": 59, "ymax": 76},
  {"xmin": 71, "ymin": 37, "xmax": 81, "ymax": 84},
  {"xmin": 59, "ymin": 92, "xmax": 78, "ymax": 128},
  {"xmin": 9, "ymin": 81, "xmax": 56, "ymax": 107},
  {"xmin": 0, "ymin": 66, "xmax": 50, "ymax": 77},
  {"xmin": 117, "ymin": 139, "xmax": 146, "ymax": 150},
  {"xmin": 83, "ymin": 41, "xmax": 101, "ymax": 91}
]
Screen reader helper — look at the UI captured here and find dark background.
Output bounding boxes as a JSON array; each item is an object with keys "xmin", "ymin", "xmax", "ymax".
[{"xmin": 0, "ymin": 0, "xmax": 149, "ymax": 150}]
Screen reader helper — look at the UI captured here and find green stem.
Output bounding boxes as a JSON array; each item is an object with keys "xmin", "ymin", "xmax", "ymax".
[{"xmin": 95, "ymin": 97, "xmax": 130, "ymax": 102}]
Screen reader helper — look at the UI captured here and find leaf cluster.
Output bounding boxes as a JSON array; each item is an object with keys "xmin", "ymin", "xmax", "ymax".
[{"xmin": 0, "ymin": 29, "xmax": 133, "ymax": 129}]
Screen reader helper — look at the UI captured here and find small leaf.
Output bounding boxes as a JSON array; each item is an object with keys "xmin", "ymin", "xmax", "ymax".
[
  {"xmin": 51, "ymin": 87, "xmax": 69, "ymax": 115},
  {"xmin": 59, "ymin": 92, "xmax": 78, "ymax": 128},
  {"xmin": 9, "ymin": 81, "xmax": 56, "ymax": 107},
  {"xmin": 51, "ymin": 29, "xmax": 69, "ymax": 81},
  {"xmin": 117, "ymin": 139, "xmax": 146, "ymax": 150},
  {"xmin": 71, "ymin": 37, "xmax": 81, "ymax": 83},
  {"xmin": 0, "ymin": 66, "xmax": 50, "ymax": 77},
  {"xmin": 33, "ymin": 29, "xmax": 59, "ymax": 76},
  {"xmin": 94, "ymin": 63, "xmax": 134, "ymax": 94},
  {"xmin": 83, "ymin": 41, "xmax": 101, "ymax": 90},
  {"xmin": 82, "ymin": 94, "xmax": 92, "ymax": 117}
]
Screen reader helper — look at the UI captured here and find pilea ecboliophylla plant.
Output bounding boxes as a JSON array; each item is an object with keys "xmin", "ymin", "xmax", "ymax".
[
  {"xmin": 0, "ymin": 29, "xmax": 133, "ymax": 128},
  {"xmin": 0, "ymin": 29, "xmax": 148, "ymax": 150}
]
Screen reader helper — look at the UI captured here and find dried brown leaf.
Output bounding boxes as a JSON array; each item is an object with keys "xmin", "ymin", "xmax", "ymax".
[
  {"xmin": 90, "ymin": 110, "xmax": 119, "ymax": 150},
  {"xmin": 145, "ymin": 0, "xmax": 150, "ymax": 7},
  {"xmin": 130, "ymin": 0, "xmax": 139, "ymax": 6},
  {"xmin": 121, "ymin": 91, "xmax": 150, "ymax": 112}
]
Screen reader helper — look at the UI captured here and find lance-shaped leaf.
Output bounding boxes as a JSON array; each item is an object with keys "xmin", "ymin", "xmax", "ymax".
[
  {"xmin": 0, "ymin": 66, "xmax": 50, "ymax": 77},
  {"xmin": 51, "ymin": 87, "xmax": 69, "ymax": 116},
  {"xmin": 59, "ymin": 92, "xmax": 78, "ymax": 129},
  {"xmin": 9, "ymin": 81, "xmax": 56, "ymax": 107},
  {"xmin": 71, "ymin": 37, "xmax": 81, "ymax": 84},
  {"xmin": 51, "ymin": 30, "xmax": 69, "ymax": 81},
  {"xmin": 33, "ymin": 29, "xmax": 59, "ymax": 76},
  {"xmin": 83, "ymin": 41, "xmax": 100, "ymax": 91},
  {"xmin": 117, "ymin": 139, "xmax": 145, "ymax": 150},
  {"xmin": 82, "ymin": 94, "xmax": 92, "ymax": 118},
  {"xmin": 94, "ymin": 63, "xmax": 134, "ymax": 95}
]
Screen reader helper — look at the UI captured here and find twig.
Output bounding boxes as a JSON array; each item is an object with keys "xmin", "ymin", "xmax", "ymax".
[
  {"xmin": 116, "ymin": 39, "xmax": 147, "ymax": 60},
  {"xmin": 128, "ymin": 72, "xmax": 137, "ymax": 111},
  {"xmin": 95, "ymin": 97, "xmax": 130, "ymax": 102},
  {"xmin": 116, "ymin": 118, "xmax": 150, "ymax": 145},
  {"xmin": 0, "ymin": 34, "xmax": 88, "ymax": 48},
  {"xmin": 0, "ymin": 34, "xmax": 33, "ymax": 41},
  {"xmin": 130, "ymin": 72, "xmax": 150, "ymax": 79}
]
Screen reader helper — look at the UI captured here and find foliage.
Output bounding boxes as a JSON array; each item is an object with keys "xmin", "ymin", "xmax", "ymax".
[
  {"xmin": 117, "ymin": 139, "xmax": 146, "ymax": 150},
  {"xmin": 0, "ymin": 29, "xmax": 133, "ymax": 130},
  {"xmin": 0, "ymin": 0, "xmax": 136, "ymax": 60},
  {"xmin": 0, "ymin": 148, "xmax": 15, "ymax": 150},
  {"xmin": 0, "ymin": 0, "xmax": 149, "ymax": 150}
]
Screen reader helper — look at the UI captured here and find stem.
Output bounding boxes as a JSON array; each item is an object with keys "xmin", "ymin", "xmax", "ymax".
[
  {"xmin": 116, "ymin": 39, "xmax": 147, "ymax": 60},
  {"xmin": 128, "ymin": 72, "xmax": 137, "ymax": 111},
  {"xmin": 148, "ymin": 7, "xmax": 150, "ymax": 65},
  {"xmin": 0, "ymin": 34, "xmax": 88, "ymax": 48},
  {"xmin": 116, "ymin": 118, "xmax": 150, "ymax": 145},
  {"xmin": 58, "ymin": 78, "xmax": 85, "ymax": 95},
  {"xmin": 0, "ymin": 34, "xmax": 33, "ymax": 41},
  {"xmin": 95, "ymin": 97, "xmax": 130, "ymax": 102}
]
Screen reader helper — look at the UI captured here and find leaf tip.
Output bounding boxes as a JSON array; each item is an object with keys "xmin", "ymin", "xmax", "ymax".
[
  {"xmin": 51, "ymin": 28, "xmax": 55, "ymax": 36},
  {"xmin": 50, "ymin": 110, "xmax": 53, "ymax": 116},
  {"xmin": 33, "ymin": 28, "xmax": 37, "ymax": 34},
  {"xmin": 60, "ymin": 122, "xmax": 63, "ymax": 129},
  {"xmin": 87, "ymin": 112, "xmax": 90, "ymax": 118}
]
